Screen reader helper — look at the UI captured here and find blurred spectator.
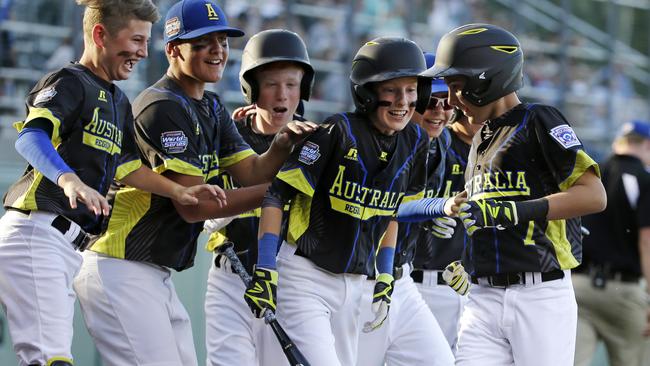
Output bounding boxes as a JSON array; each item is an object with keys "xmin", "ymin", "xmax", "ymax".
[
  {"xmin": 574, "ymin": 120, "xmax": 650, "ymax": 366},
  {"xmin": 44, "ymin": 36, "xmax": 74, "ymax": 71}
]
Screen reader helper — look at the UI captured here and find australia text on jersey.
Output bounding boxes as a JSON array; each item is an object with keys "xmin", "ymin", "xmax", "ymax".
[
  {"xmin": 83, "ymin": 107, "xmax": 123, "ymax": 155},
  {"xmin": 465, "ymin": 170, "xmax": 531, "ymax": 199},
  {"xmin": 328, "ymin": 164, "xmax": 405, "ymax": 220}
]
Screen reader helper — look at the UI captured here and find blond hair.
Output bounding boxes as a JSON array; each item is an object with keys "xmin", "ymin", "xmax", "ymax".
[{"xmin": 76, "ymin": 0, "xmax": 159, "ymax": 41}]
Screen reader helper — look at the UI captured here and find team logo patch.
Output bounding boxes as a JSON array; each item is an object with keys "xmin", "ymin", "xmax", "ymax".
[
  {"xmin": 165, "ymin": 17, "xmax": 181, "ymax": 38},
  {"xmin": 549, "ymin": 124, "xmax": 581, "ymax": 149},
  {"xmin": 298, "ymin": 141, "xmax": 320, "ymax": 165},
  {"xmin": 33, "ymin": 86, "xmax": 57, "ymax": 105},
  {"xmin": 161, "ymin": 130, "xmax": 188, "ymax": 154}
]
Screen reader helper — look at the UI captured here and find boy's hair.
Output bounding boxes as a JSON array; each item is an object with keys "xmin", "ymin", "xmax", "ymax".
[{"xmin": 76, "ymin": 0, "xmax": 160, "ymax": 41}]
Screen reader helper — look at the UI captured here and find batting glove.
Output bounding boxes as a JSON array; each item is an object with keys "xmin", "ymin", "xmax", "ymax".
[
  {"xmin": 442, "ymin": 260, "xmax": 470, "ymax": 296},
  {"xmin": 459, "ymin": 199, "xmax": 520, "ymax": 235},
  {"xmin": 244, "ymin": 267, "xmax": 278, "ymax": 318},
  {"xmin": 424, "ymin": 216, "xmax": 457, "ymax": 239},
  {"xmin": 203, "ymin": 215, "xmax": 236, "ymax": 234},
  {"xmin": 363, "ymin": 273, "xmax": 394, "ymax": 333}
]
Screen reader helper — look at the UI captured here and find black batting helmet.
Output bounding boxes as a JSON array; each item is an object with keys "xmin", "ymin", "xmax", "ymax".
[
  {"xmin": 421, "ymin": 23, "xmax": 524, "ymax": 106},
  {"xmin": 239, "ymin": 29, "xmax": 314, "ymax": 104},
  {"xmin": 350, "ymin": 37, "xmax": 431, "ymax": 114}
]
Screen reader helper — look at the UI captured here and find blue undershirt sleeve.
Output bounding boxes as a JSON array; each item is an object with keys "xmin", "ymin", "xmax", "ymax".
[{"xmin": 15, "ymin": 127, "xmax": 74, "ymax": 184}]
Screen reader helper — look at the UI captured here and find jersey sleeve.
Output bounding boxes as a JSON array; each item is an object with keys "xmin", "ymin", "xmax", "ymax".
[
  {"xmin": 21, "ymin": 71, "xmax": 84, "ymax": 146},
  {"xmin": 114, "ymin": 107, "xmax": 143, "ymax": 181},
  {"xmin": 134, "ymin": 100, "xmax": 204, "ymax": 177},
  {"xmin": 532, "ymin": 105, "xmax": 600, "ymax": 191},
  {"xmin": 272, "ymin": 118, "xmax": 338, "ymax": 198},
  {"xmin": 213, "ymin": 99, "xmax": 255, "ymax": 169}
]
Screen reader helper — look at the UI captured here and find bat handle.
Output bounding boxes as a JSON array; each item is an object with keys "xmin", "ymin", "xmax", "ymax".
[{"xmin": 216, "ymin": 241, "xmax": 278, "ymax": 324}]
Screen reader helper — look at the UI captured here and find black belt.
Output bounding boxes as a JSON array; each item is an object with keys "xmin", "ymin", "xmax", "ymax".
[
  {"xmin": 7, "ymin": 208, "xmax": 90, "ymax": 251},
  {"xmin": 410, "ymin": 269, "xmax": 446, "ymax": 285},
  {"xmin": 471, "ymin": 269, "xmax": 565, "ymax": 288},
  {"xmin": 368, "ymin": 265, "xmax": 406, "ymax": 281}
]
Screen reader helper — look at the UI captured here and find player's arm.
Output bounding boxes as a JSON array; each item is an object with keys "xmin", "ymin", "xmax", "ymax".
[
  {"xmin": 156, "ymin": 171, "xmax": 269, "ymax": 223},
  {"xmin": 225, "ymin": 120, "xmax": 319, "ymax": 186},
  {"xmin": 244, "ymin": 181, "xmax": 296, "ymax": 318},
  {"xmin": 118, "ymin": 166, "xmax": 227, "ymax": 210},
  {"xmin": 543, "ymin": 169, "xmax": 606, "ymax": 220},
  {"xmin": 363, "ymin": 220, "xmax": 398, "ymax": 332}
]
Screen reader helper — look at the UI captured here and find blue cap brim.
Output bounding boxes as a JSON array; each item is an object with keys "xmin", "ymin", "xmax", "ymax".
[
  {"xmin": 431, "ymin": 83, "xmax": 448, "ymax": 94},
  {"xmin": 179, "ymin": 26, "xmax": 245, "ymax": 40}
]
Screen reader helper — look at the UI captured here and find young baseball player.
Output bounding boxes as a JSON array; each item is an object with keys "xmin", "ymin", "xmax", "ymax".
[
  {"xmin": 421, "ymin": 23, "xmax": 607, "ymax": 365},
  {"xmin": 0, "ymin": 1, "xmax": 227, "ymax": 366},
  {"xmin": 72, "ymin": 2, "xmax": 317, "ymax": 366},
  {"xmin": 243, "ymin": 37, "xmax": 464, "ymax": 366},
  {"xmin": 202, "ymin": 29, "xmax": 315, "ymax": 366},
  {"xmin": 356, "ymin": 52, "xmax": 455, "ymax": 366}
]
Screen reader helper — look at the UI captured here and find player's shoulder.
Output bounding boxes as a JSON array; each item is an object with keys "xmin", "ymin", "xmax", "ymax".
[{"xmin": 524, "ymin": 102, "xmax": 571, "ymax": 129}]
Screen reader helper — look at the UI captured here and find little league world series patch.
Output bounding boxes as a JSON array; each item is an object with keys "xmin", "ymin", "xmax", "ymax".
[
  {"xmin": 33, "ymin": 86, "xmax": 57, "ymax": 105},
  {"xmin": 298, "ymin": 141, "xmax": 320, "ymax": 165},
  {"xmin": 161, "ymin": 130, "xmax": 188, "ymax": 154},
  {"xmin": 549, "ymin": 124, "xmax": 581, "ymax": 149}
]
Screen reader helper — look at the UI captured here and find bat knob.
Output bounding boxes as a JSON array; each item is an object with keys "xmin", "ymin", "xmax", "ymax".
[{"xmin": 216, "ymin": 241, "xmax": 234, "ymax": 254}]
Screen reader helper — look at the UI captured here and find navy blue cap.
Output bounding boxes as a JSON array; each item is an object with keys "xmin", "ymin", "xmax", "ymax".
[
  {"xmin": 424, "ymin": 52, "xmax": 447, "ymax": 94},
  {"xmin": 621, "ymin": 120, "xmax": 650, "ymax": 139},
  {"xmin": 164, "ymin": 0, "xmax": 244, "ymax": 43}
]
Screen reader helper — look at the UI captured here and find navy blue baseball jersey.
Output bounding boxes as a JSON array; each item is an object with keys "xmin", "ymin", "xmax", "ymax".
[
  {"xmin": 4, "ymin": 63, "xmax": 142, "ymax": 234},
  {"xmin": 464, "ymin": 103, "xmax": 600, "ymax": 276},
  {"xmin": 413, "ymin": 127, "xmax": 471, "ymax": 270},
  {"xmin": 269, "ymin": 112, "xmax": 429, "ymax": 275},
  {"xmin": 91, "ymin": 76, "xmax": 254, "ymax": 271}
]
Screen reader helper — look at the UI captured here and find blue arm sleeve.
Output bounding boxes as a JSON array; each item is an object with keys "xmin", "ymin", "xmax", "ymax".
[
  {"xmin": 257, "ymin": 233, "xmax": 280, "ymax": 270},
  {"xmin": 376, "ymin": 247, "xmax": 395, "ymax": 275},
  {"xmin": 396, "ymin": 197, "xmax": 447, "ymax": 222},
  {"xmin": 15, "ymin": 127, "xmax": 74, "ymax": 184}
]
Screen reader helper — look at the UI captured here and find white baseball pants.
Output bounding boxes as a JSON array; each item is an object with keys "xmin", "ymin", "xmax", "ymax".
[
  {"xmin": 357, "ymin": 264, "xmax": 455, "ymax": 366},
  {"xmin": 204, "ymin": 252, "xmax": 283, "ymax": 366},
  {"xmin": 455, "ymin": 270, "xmax": 576, "ymax": 366},
  {"xmin": 73, "ymin": 250, "xmax": 197, "ymax": 366},
  {"xmin": 0, "ymin": 210, "xmax": 82, "ymax": 366},
  {"xmin": 275, "ymin": 242, "xmax": 366, "ymax": 366},
  {"xmin": 414, "ymin": 269, "xmax": 467, "ymax": 352}
]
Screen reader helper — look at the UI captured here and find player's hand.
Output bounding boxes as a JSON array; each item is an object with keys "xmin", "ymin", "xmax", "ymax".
[
  {"xmin": 424, "ymin": 216, "xmax": 457, "ymax": 239},
  {"xmin": 203, "ymin": 215, "xmax": 237, "ymax": 234},
  {"xmin": 363, "ymin": 273, "xmax": 394, "ymax": 333},
  {"xmin": 58, "ymin": 172, "xmax": 111, "ymax": 216},
  {"xmin": 273, "ymin": 121, "xmax": 319, "ymax": 150},
  {"xmin": 459, "ymin": 199, "xmax": 519, "ymax": 235},
  {"xmin": 173, "ymin": 184, "xmax": 227, "ymax": 206},
  {"xmin": 445, "ymin": 190, "xmax": 468, "ymax": 216},
  {"xmin": 231, "ymin": 104, "xmax": 256, "ymax": 122},
  {"xmin": 244, "ymin": 267, "xmax": 278, "ymax": 318},
  {"xmin": 442, "ymin": 260, "xmax": 470, "ymax": 296}
]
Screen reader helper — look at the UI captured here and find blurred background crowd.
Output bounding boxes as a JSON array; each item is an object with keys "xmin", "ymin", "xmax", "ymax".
[{"xmin": 0, "ymin": 0, "xmax": 649, "ymax": 364}]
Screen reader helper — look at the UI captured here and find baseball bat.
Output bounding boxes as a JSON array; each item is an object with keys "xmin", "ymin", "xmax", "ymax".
[{"xmin": 217, "ymin": 241, "xmax": 311, "ymax": 366}]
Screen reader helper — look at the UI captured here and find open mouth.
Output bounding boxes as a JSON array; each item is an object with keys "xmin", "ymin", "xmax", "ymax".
[
  {"xmin": 206, "ymin": 59, "xmax": 222, "ymax": 66},
  {"xmin": 272, "ymin": 107, "xmax": 288, "ymax": 115},
  {"xmin": 425, "ymin": 118, "xmax": 444, "ymax": 127},
  {"xmin": 125, "ymin": 59, "xmax": 136, "ymax": 71}
]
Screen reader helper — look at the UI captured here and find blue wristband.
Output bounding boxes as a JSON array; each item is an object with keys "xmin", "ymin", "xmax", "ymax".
[
  {"xmin": 396, "ymin": 198, "xmax": 447, "ymax": 222},
  {"xmin": 257, "ymin": 233, "xmax": 280, "ymax": 269},
  {"xmin": 15, "ymin": 127, "xmax": 73, "ymax": 184},
  {"xmin": 376, "ymin": 247, "xmax": 395, "ymax": 275}
]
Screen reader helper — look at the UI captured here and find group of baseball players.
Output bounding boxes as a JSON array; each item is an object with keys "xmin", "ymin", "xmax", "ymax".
[{"xmin": 0, "ymin": 0, "xmax": 608, "ymax": 365}]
